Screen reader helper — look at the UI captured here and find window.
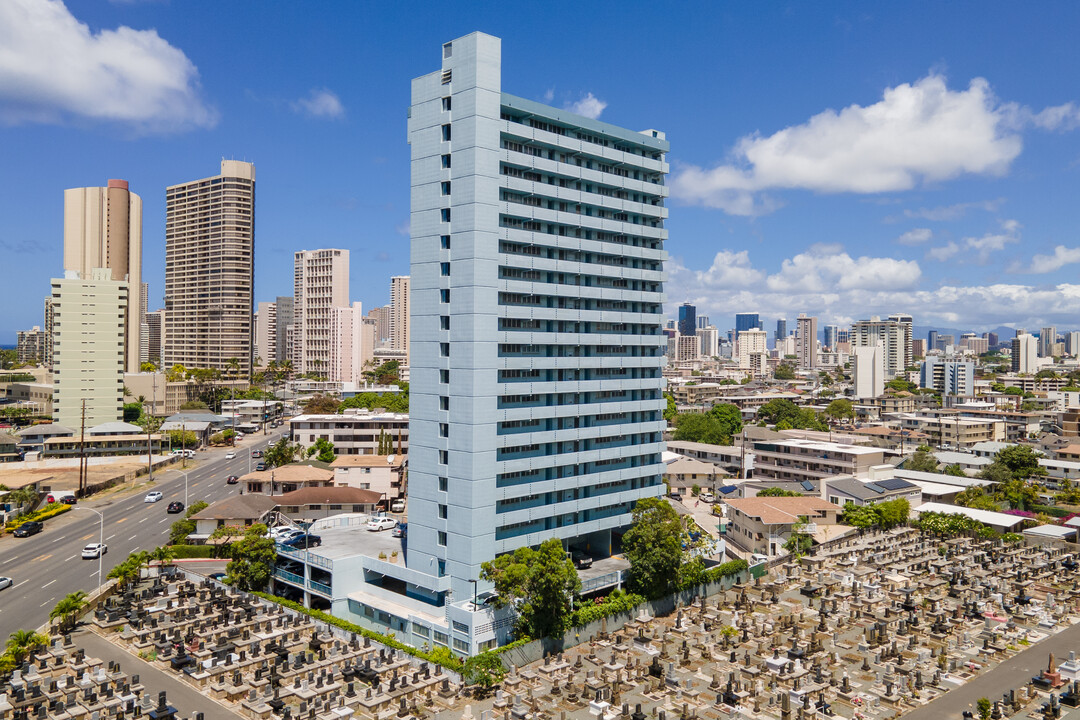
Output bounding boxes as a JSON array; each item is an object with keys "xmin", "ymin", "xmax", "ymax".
[
  {"xmin": 441, "ymin": 181, "xmax": 451, "ymax": 196},
  {"xmin": 438, "ymin": 531, "xmax": 447, "ymax": 546},
  {"xmin": 438, "ymin": 476, "xmax": 448, "ymax": 492},
  {"xmin": 440, "ymin": 342, "xmax": 450, "ymax": 357},
  {"xmin": 440, "ymin": 262, "xmax": 450, "ymax": 276},
  {"xmin": 440, "ymin": 369, "xmax": 449, "ymax": 384},
  {"xmin": 440, "ymin": 235, "xmax": 451, "ymax": 249},
  {"xmin": 442, "ymin": 42, "xmax": 452, "ymax": 58},
  {"xmin": 441, "ymin": 124, "xmax": 451, "ymax": 141},
  {"xmin": 440, "ymin": 289, "xmax": 450, "ymax": 303},
  {"xmin": 441, "ymin": 154, "xmax": 451, "ymax": 169},
  {"xmin": 440, "ymin": 423, "xmax": 448, "ymax": 438},
  {"xmin": 441, "ymin": 96, "xmax": 451, "ymax": 112},
  {"xmin": 438, "ymin": 504, "xmax": 447, "ymax": 519},
  {"xmin": 441, "ymin": 209, "xmax": 451, "ymax": 222},
  {"xmin": 453, "ymin": 638, "xmax": 470, "ymax": 652},
  {"xmin": 434, "ymin": 629, "xmax": 448, "ymax": 645},
  {"xmin": 440, "ymin": 396, "xmax": 450, "ymax": 411},
  {"xmin": 439, "ymin": 450, "xmax": 448, "ymax": 464},
  {"xmin": 440, "ymin": 315, "xmax": 450, "ymax": 330}
]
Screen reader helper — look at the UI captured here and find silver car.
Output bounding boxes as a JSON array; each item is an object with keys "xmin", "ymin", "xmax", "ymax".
[{"xmin": 0, "ymin": 577, "xmax": 12, "ymax": 591}]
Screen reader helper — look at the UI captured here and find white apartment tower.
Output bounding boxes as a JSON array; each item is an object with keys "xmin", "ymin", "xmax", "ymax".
[
  {"xmin": 64, "ymin": 180, "xmax": 142, "ymax": 373},
  {"xmin": 255, "ymin": 301, "xmax": 278, "ymax": 367},
  {"xmin": 164, "ymin": 160, "xmax": 255, "ymax": 374},
  {"xmin": 1012, "ymin": 333, "xmax": 1038, "ymax": 373},
  {"xmin": 351, "ymin": 32, "xmax": 668, "ymax": 654},
  {"xmin": 293, "ymin": 249, "xmax": 350, "ymax": 376},
  {"xmin": 389, "ymin": 275, "xmax": 410, "ymax": 363},
  {"xmin": 1039, "ymin": 327, "xmax": 1058, "ymax": 358},
  {"xmin": 736, "ymin": 328, "xmax": 767, "ymax": 369},
  {"xmin": 796, "ymin": 314, "xmax": 818, "ymax": 369},
  {"xmin": 852, "ymin": 316, "xmax": 909, "ymax": 378},
  {"xmin": 852, "ymin": 345, "xmax": 885, "ymax": 399},
  {"xmin": 51, "ymin": 269, "xmax": 128, "ymax": 428}
]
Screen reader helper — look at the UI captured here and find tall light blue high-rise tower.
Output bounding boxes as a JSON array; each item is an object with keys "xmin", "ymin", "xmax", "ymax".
[{"xmin": 350, "ymin": 32, "xmax": 668, "ymax": 655}]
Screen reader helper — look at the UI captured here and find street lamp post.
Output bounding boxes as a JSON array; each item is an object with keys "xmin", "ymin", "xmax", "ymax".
[
  {"xmin": 165, "ymin": 468, "xmax": 190, "ymax": 506},
  {"xmin": 75, "ymin": 506, "xmax": 105, "ymax": 590},
  {"xmin": 468, "ymin": 579, "xmax": 478, "ymax": 610}
]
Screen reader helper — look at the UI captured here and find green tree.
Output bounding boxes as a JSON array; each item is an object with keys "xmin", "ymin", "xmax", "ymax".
[
  {"xmin": 905, "ymin": 448, "xmax": 940, "ymax": 473},
  {"xmin": 303, "ymin": 394, "xmax": 341, "ymax": 414},
  {"xmin": 5, "ymin": 630, "xmax": 49, "ymax": 663},
  {"xmin": 463, "ymin": 652, "xmax": 506, "ymax": 694},
  {"xmin": 783, "ymin": 517, "xmax": 813, "ymax": 559},
  {"xmin": 108, "ymin": 551, "xmax": 149, "ymax": 590},
  {"xmin": 122, "ymin": 402, "xmax": 143, "ymax": 423},
  {"xmin": 994, "ymin": 445, "xmax": 1046, "ymax": 480},
  {"xmin": 663, "ymin": 392, "xmax": 677, "ymax": 422},
  {"xmin": 150, "ymin": 545, "xmax": 176, "ymax": 574},
  {"xmin": 977, "ymin": 697, "xmax": 992, "ymax": 720},
  {"xmin": 708, "ymin": 403, "xmax": 743, "ymax": 440},
  {"xmin": 622, "ymin": 497, "xmax": 684, "ymax": 598},
  {"xmin": 773, "ymin": 363, "xmax": 796, "ymax": 380},
  {"xmin": 839, "ymin": 502, "xmax": 879, "ymax": 529},
  {"xmin": 943, "ymin": 463, "xmax": 967, "ymax": 477},
  {"xmin": 306, "ymin": 437, "xmax": 337, "ymax": 463},
  {"xmin": 168, "ymin": 430, "xmax": 198, "ymax": 449},
  {"xmin": 167, "ymin": 501, "xmax": 208, "ymax": 544},
  {"xmin": 824, "ymin": 398, "xmax": 854, "ymax": 423},
  {"xmin": 225, "ymin": 524, "xmax": 276, "ymax": 591},
  {"xmin": 758, "ymin": 487, "xmax": 802, "ymax": 497},
  {"xmin": 672, "ymin": 413, "xmax": 726, "ymax": 445},
  {"xmin": 876, "ymin": 498, "xmax": 910, "ymax": 529},
  {"xmin": 49, "ymin": 591, "xmax": 87, "ymax": 631},
  {"xmin": 265, "ymin": 438, "xmax": 301, "ymax": 468},
  {"xmin": 993, "ymin": 476, "xmax": 1039, "ymax": 511},
  {"xmin": 140, "ymin": 361, "xmax": 158, "ymax": 372},
  {"xmin": 480, "ymin": 538, "xmax": 580, "ymax": 639},
  {"xmin": 954, "ymin": 486, "xmax": 1000, "ymax": 512},
  {"xmin": 886, "ymin": 377, "xmax": 917, "ymax": 392}
]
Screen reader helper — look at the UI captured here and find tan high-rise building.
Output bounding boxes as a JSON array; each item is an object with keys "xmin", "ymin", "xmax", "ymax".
[
  {"xmin": 796, "ymin": 314, "xmax": 818, "ymax": 369},
  {"xmin": 164, "ymin": 160, "xmax": 255, "ymax": 375},
  {"xmin": 293, "ymin": 249, "xmax": 350, "ymax": 376},
  {"xmin": 367, "ymin": 305, "xmax": 391, "ymax": 346},
  {"xmin": 63, "ymin": 180, "xmax": 142, "ymax": 372},
  {"xmin": 254, "ymin": 301, "xmax": 278, "ymax": 368},
  {"xmin": 389, "ymin": 275, "xmax": 410, "ymax": 362}
]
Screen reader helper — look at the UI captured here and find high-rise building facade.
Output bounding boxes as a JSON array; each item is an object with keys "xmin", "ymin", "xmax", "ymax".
[
  {"xmin": 985, "ymin": 332, "xmax": 999, "ymax": 349},
  {"xmin": 927, "ymin": 330, "xmax": 939, "ymax": 351},
  {"xmin": 852, "ymin": 345, "xmax": 885, "ymax": 399},
  {"xmin": 823, "ymin": 325, "xmax": 838, "ymax": 351},
  {"xmin": 1012, "ymin": 333, "xmax": 1038, "ymax": 373},
  {"xmin": 274, "ymin": 296, "xmax": 294, "ymax": 365},
  {"xmin": 851, "ymin": 316, "xmax": 908, "ymax": 378},
  {"xmin": 293, "ymin": 249, "xmax": 350, "ymax": 375},
  {"xmin": 63, "ymin": 180, "xmax": 142, "ymax": 373},
  {"xmin": 921, "ymin": 357, "xmax": 974, "ymax": 396},
  {"xmin": 164, "ymin": 160, "xmax": 255, "ymax": 374},
  {"xmin": 736, "ymin": 329, "xmax": 767, "ymax": 369},
  {"xmin": 255, "ymin": 301, "xmax": 278, "ymax": 367},
  {"xmin": 1039, "ymin": 327, "xmax": 1058, "ymax": 358},
  {"xmin": 1066, "ymin": 331, "xmax": 1080, "ymax": 357},
  {"xmin": 775, "ymin": 318, "xmax": 787, "ymax": 346},
  {"xmin": 368, "ymin": 306, "xmax": 392, "ymax": 347},
  {"xmin": 388, "ymin": 32, "xmax": 667, "ymax": 653},
  {"xmin": 696, "ymin": 315, "xmax": 710, "ymax": 330},
  {"xmin": 51, "ymin": 269, "xmax": 128, "ymax": 428},
  {"xmin": 16, "ymin": 327, "xmax": 46, "ymax": 366},
  {"xmin": 735, "ymin": 312, "xmax": 760, "ymax": 334},
  {"xmin": 678, "ymin": 302, "xmax": 696, "ymax": 337},
  {"xmin": 796, "ymin": 314, "xmax": 817, "ymax": 369},
  {"xmin": 390, "ymin": 275, "xmax": 411, "ymax": 362},
  {"xmin": 146, "ymin": 310, "xmax": 163, "ymax": 365},
  {"xmin": 329, "ymin": 302, "xmax": 370, "ymax": 384},
  {"xmin": 887, "ymin": 314, "xmax": 913, "ymax": 370},
  {"xmin": 698, "ymin": 325, "xmax": 719, "ymax": 358},
  {"xmin": 43, "ymin": 297, "xmax": 55, "ymax": 370}
]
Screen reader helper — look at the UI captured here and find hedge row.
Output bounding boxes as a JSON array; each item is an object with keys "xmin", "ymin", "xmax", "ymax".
[
  {"xmin": 1031, "ymin": 504, "xmax": 1072, "ymax": 518},
  {"xmin": 4, "ymin": 503, "xmax": 72, "ymax": 533},
  {"xmin": 170, "ymin": 544, "xmax": 216, "ymax": 559},
  {"xmin": 570, "ymin": 591, "xmax": 644, "ymax": 627},
  {"xmin": 251, "ymin": 592, "xmax": 465, "ymax": 673}
]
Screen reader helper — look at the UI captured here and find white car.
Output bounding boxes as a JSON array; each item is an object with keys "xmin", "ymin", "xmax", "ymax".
[
  {"xmin": 144, "ymin": 491, "xmax": 163, "ymax": 503},
  {"xmin": 366, "ymin": 517, "xmax": 397, "ymax": 532},
  {"xmin": 269, "ymin": 527, "xmax": 304, "ymax": 541},
  {"xmin": 699, "ymin": 492, "xmax": 715, "ymax": 503},
  {"xmin": 82, "ymin": 543, "xmax": 108, "ymax": 559},
  {"xmin": 225, "ymin": 451, "xmax": 236, "ymax": 459},
  {"xmin": 0, "ymin": 577, "xmax": 11, "ymax": 591}
]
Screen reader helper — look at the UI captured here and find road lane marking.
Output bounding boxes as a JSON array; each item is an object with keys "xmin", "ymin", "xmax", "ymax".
[
  {"xmin": 158, "ymin": 518, "xmax": 168, "ymax": 524},
  {"xmin": 115, "ymin": 517, "xmax": 127, "ymax": 524},
  {"xmin": 39, "ymin": 597, "xmax": 53, "ymax": 607},
  {"xmin": 12, "ymin": 580, "xmax": 29, "ymax": 590},
  {"xmin": 128, "ymin": 535, "xmax": 137, "ymax": 541},
  {"xmin": 81, "ymin": 534, "xmax": 93, "ymax": 541},
  {"xmin": 64, "ymin": 555, "xmax": 76, "ymax": 561},
  {"xmin": 139, "ymin": 517, "xmax": 148, "ymax": 523},
  {"xmin": 106, "ymin": 534, "xmax": 116, "ymax": 540},
  {"xmin": 32, "ymin": 554, "xmax": 52, "ymax": 562},
  {"xmin": 1, "ymin": 557, "xmax": 17, "ymax": 565},
  {"xmin": 42, "ymin": 579, "xmax": 56, "ymax": 588}
]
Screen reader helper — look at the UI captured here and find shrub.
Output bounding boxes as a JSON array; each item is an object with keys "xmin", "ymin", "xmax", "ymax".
[
  {"xmin": 4, "ymin": 503, "xmax": 72, "ymax": 533},
  {"xmin": 691, "ymin": 484, "xmax": 701, "ymax": 497},
  {"xmin": 169, "ymin": 544, "xmax": 215, "ymax": 559},
  {"xmin": 570, "ymin": 589, "xmax": 645, "ymax": 627}
]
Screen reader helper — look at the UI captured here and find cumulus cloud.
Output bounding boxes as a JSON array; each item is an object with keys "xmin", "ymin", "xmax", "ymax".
[
  {"xmin": 667, "ymin": 250, "xmax": 1080, "ymax": 330},
  {"xmin": 672, "ymin": 250, "xmax": 765, "ymax": 289},
  {"xmin": 926, "ymin": 242, "xmax": 960, "ymax": 262},
  {"xmin": 897, "ymin": 228, "xmax": 933, "ymax": 245},
  {"xmin": 925, "ymin": 219, "xmax": 1020, "ymax": 264},
  {"xmin": 1016, "ymin": 245, "xmax": 1080, "ymax": 274},
  {"xmin": 764, "ymin": 245, "xmax": 921, "ymax": 293},
  {"xmin": 542, "ymin": 88, "xmax": 554, "ymax": 104},
  {"xmin": 292, "ymin": 88, "xmax": 345, "ymax": 119},
  {"xmin": 566, "ymin": 92, "xmax": 607, "ymax": 120},
  {"xmin": 671, "ymin": 73, "xmax": 1080, "ymax": 216},
  {"xmin": 0, "ymin": 0, "xmax": 217, "ymax": 132}
]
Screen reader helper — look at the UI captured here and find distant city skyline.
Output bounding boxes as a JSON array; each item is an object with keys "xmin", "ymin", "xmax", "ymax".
[{"xmin": 4, "ymin": 2, "xmax": 1080, "ymax": 342}]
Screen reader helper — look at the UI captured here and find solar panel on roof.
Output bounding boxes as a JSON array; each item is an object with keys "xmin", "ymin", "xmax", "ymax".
[
  {"xmin": 800, "ymin": 480, "xmax": 815, "ymax": 492},
  {"xmin": 863, "ymin": 482, "xmax": 886, "ymax": 494},
  {"xmin": 874, "ymin": 478, "xmax": 914, "ymax": 491}
]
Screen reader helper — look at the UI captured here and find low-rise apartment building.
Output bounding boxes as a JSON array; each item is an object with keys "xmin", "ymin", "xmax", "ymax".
[
  {"xmin": 894, "ymin": 413, "xmax": 1005, "ymax": 447},
  {"xmin": 330, "ymin": 454, "xmax": 407, "ymax": 503},
  {"xmin": 289, "ymin": 411, "xmax": 409, "ymax": 456},
  {"xmin": 752, "ymin": 439, "xmax": 887, "ymax": 482},
  {"xmin": 822, "ymin": 475, "xmax": 921, "ymax": 509},
  {"xmin": 724, "ymin": 496, "xmax": 842, "ymax": 557}
]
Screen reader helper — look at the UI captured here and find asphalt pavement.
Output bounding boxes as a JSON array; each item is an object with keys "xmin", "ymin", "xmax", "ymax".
[{"xmin": 0, "ymin": 426, "xmax": 288, "ymax": 639}]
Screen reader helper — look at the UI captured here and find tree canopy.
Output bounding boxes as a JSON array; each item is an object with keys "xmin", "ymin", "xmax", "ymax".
[
  {"xmin": 755, "ymin": 398, "xmax": 827, "ymax": 431},
  {"xmin": 338, "ymin": 386, "xmax": 409, "ymax": 414},
  {"xmin": 773, "ymin": 363, "xmax": 796, "ymax": 380},
  {"xmin": 824, "ymin": 398, "xmax": 854, "ymax": 423},
  {"xmin": 480, "ymin": 538, "xmax": 580, "ymax": 639},
  {"xmin": 306, "ymin": 437, "xmax": 337, "ymax": 464},
  {"xmin": 265, "ymin": 438, "xmax": 302, "ymax": 468},
  {"xmin": 757, "ymin": 487, "xmax": 802, "ymax": 497},
  {"xmin": 672, "ymin": 403, "xmax": 742, "ymax": 446},
  {"xmin": 905, "ymin": 448, "xmax": 940, "ymax": 473},
  {"xmin": 226, "ymin": 524, "xmax": 276, "ymax": 591},
  {"xmin": 622, "ymin": 497, "xmax": 685, "ymax": 598},
  {"xmin": 303, "ymin": 394, "xmax": 341, "ymax": 414}
]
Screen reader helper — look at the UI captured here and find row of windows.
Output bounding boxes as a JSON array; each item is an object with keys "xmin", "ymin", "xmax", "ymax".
[
  {"xmin": 497, "ymin": 292, "xmax": 662, "ymax": 314},
  {"xmin": 499, "ymin": 111, "xmax": 664, "ymax": 160},
  {"xmin": 499, "ymin": 138, "xmax": 664, "ymax": 186}
]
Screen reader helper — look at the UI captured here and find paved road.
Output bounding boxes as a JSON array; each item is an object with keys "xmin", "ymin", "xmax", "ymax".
[
  {"xmin": 903, "ymin": 619, "xmax": 1080, "ymax": 720},
  {"xmin": 0, "ymin": 427, "xmax": 287, "ymax": 639}
]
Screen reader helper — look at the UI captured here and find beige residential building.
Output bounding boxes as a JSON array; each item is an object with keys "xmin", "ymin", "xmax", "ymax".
[
  {"xmin": 896, "ymin": 413, "xmax": 1005, "ymax": 447},
  {"xmin": 15, "ymin": 326, "xmax": 46, "ymax": 366},
  {"xmin": 736, "ymin": 329, "xmax": 767, "ymax": 369},
  {"xmin": 63, "ymin": 180, "xmax": 142, "ymax": 372},
  {"xmin": 164, "ymin": 160, "xmax": 255, "ymax": 374},
  {"xmin": 51, "ymin": 269, "xmax": 128, "ymax": 428},
  {"xmin": 389, "ymin": 276, "xmax": 410, "ymax": 362},
  {"xmin": 145, "ymin": 310, "xmax": 164, "ymax": 365},
  {"xmin": 367, "ymin": 305, "xmax": 391, "ymax": 347},
  {"xmin": 294, "ymin": 249, "xmax": 350, "ymax": 375},
  {"xmin": 255, "ymin": 301, "xmax": 277, "ymax": 368},
  {"xmin": 724, "ymin": 496, "xmax": 842, "ymax": 556},
  {"xmin": 752, "ymin": 438, "xmax": 887, "ymax": 482},
  {"xmin": 329, "ymin": 302, "xmax": 374, "ymax": 384},
  {"xmin": 852, "ymin": 317, "xmax": 909, "ymax": 378},
  {"xmin": 331, "ymin": 454, "xmax": 407, "ymax": 502},
  {"xmin": 289, "ymin": 411, "xmax": 408, "ymax": 456}
]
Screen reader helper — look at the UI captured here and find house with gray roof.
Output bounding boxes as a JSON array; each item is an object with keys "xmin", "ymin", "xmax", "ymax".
[{"xmin": 822, "ymin": 475, "xmax": 922, "ymax": 509}]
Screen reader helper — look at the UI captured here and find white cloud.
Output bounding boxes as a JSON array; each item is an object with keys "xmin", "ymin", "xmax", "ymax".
[
  {"xmin": 1017, "ymin": 245, "xmax": 1080, "ymax": 274},
  {"xmin": 673, "ymin": 250, "xmax": 765, "ymax": 289},
  {"xmin": 667, "ymin": 250, "xmax": 1080, "ymax": 330},
  {"xmin": 1003, "ymin": 101, "xmax": 1080, "ymax": 132},
  {"xmin": 672, "ymin": 74, "xmax": 1026, "ymax": 215},
  {"xmin": 292, "ymin": 88, "xmax": 345, "ymax": 120},
  {"xmin": 0, "ymin": 0, "xmax": 217, "ymax": 132},
  {"xmin": 926, "ymin": 242, "xmax": 960, "ymax": 262},
  {"xmin": 924, "ymin": 219, "xmax": 1020, "ymax": 264},
  {"xmin": 542, "ymin": 88, "xmax": 554, "ymax": 104},
  {"xmin": 897, "ymin": 228, "xmax": 933, "ymax": 245},
  {"xmin": 566, "ymin": 92, "xmax": 607, "ymax": 120},
  {"xmin": 764, "ymin": 245, "xmax": 921, "ymax": 293},
  {"xmin": 900, "ymin": 198, "xmax": 1003, "ymax": 221}
]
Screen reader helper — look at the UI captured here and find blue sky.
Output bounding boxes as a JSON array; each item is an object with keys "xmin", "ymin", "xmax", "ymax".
[{"xmin": 2, "ymin": 1, "xmax": 1080, "ymax": 343}]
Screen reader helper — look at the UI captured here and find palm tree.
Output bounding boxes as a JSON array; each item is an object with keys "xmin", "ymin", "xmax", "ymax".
[
  {"xmin": 150, "ymin": 546, "xmax": 176, "ymax": 576},
  {"xmin": 6, "ymin": 629, "xmax": 49, "ymax": 662},
  {"xmin": 49, "ymin": 591, "xmax": 88, "ymax": 632}
]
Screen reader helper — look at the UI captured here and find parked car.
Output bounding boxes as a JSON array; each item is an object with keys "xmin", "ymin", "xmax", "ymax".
[
  {"xmin": 570, "ymin": 549, "xmax": 593, "ymax": 569},
  {"xmin": 0, "ymin": 577, "xmax": 11, "ymax": 591},
  {"xmin": 391, "ymin": 522, "xmax": 407, "ymax": 538},
  {"xmin": 750, "ymin": 553, "xmax": 769, "ymax": 565},
  {"xmin": 58, "ymin": 494, "xmax": 77, "ymax": 504},
  {"xmin": 390, "ymin": 499, "xmax": 406, "ymax": 513},
  {"xmin": 270, "ymin": 526, "xmax": 304, "ymax": 541},
  {"xmin": 282, "ymin": 533, "xmax": 322, "ymax": 549},
  {"xmin": 225, "ymin": 451, "xmax": 236, "ymax": 459},
  {"xmin": 366, "ymin": 516, "xmax": 397, "ymax": 532},
  {"xmin": 81, "ymin": 543, "xmax": 108, "ymax": 559},
  {"xmin": 699, "ymin": 492, "xmax": 715, "ymax": 503},
  {"xmin": 208, "ymin": 572, "xmax": 227, "ymax": 581},
  {"xmin": 668, "ymin": 492, "xmax": 683, "ymax": 502},
  {"xmin": 255, "ymin": 462, "xmax": 267, "ymax": 471},
  {"xmin": 170, "ymin": 449, "xmax": 195, "ymax": 459},
  {"xmin": 46, "ymin": 493, "xmax": 76, "ymax": 504},
  {"xmin": 144, "ymin": 491, "xmax": 163, "ymax": 503},
  {"xmin": 13, "ymin": 521, "xmax": 43, "ymax": 537},
  {"xmin": 167, "ymin": 501, "xmax": 185, "ymax": 514},
  {"xmin": 226, "ymin": 475, "xmax": 239, "ymax": 485}
]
